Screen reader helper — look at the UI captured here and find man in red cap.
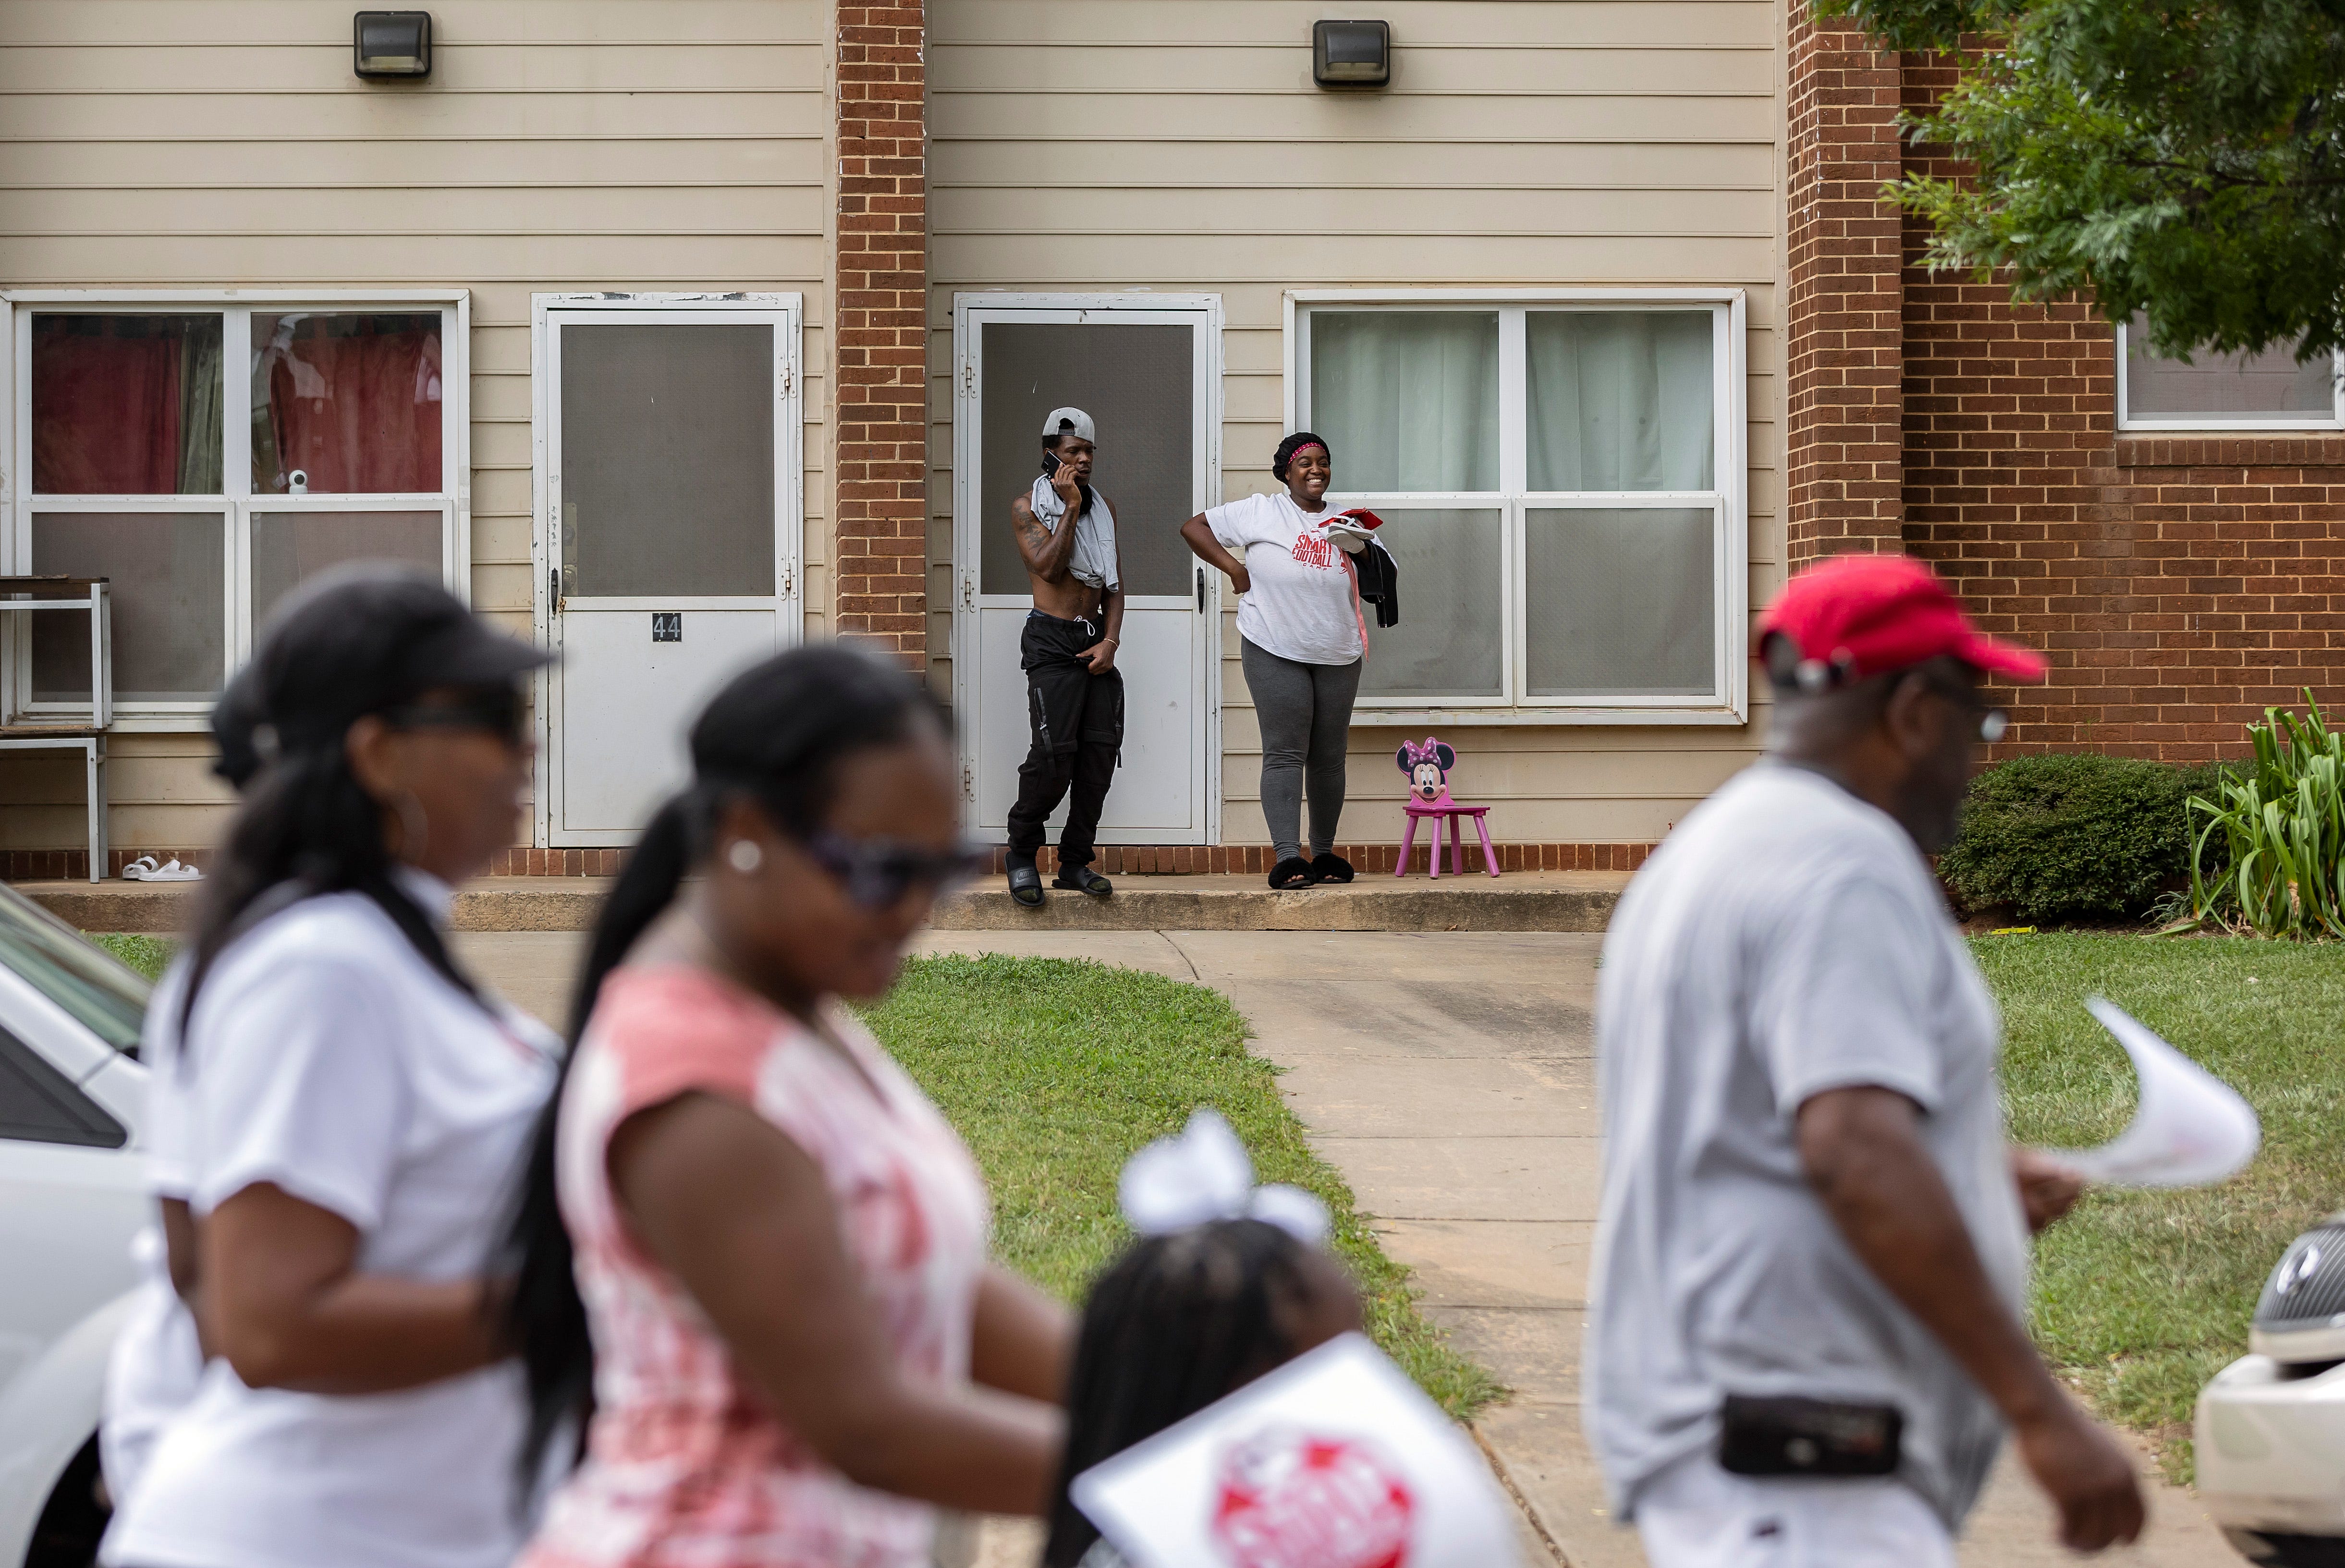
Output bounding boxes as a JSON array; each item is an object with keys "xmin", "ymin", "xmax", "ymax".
[{"xmin": 1585, "ymin": 555, "xmax": 2145, "ymax": 1565}]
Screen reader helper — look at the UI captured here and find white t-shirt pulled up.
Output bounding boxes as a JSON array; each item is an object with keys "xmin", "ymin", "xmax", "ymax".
[
  {"xmin": 1585, "ymin": 762, "xmax": 2030, "ymax": 1532},
  {"xmin": 1206, "ymin": 489, "xmax": 1362, "ymax": 666},
  {"xmin": 102, "ymin": 872, "xmax": 560, "ymax": 1568}
]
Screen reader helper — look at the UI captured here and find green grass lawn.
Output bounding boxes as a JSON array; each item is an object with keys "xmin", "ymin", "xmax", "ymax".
[
  {"xmin": 860, "ymin": 952, "xmax": 1502, "ymax": 1420},
  {"xmin": 91, "ymin": 932, "xmax": 172, "ymax": 981},
  {"xmin": 1981, "ymin": 931, "xmax": 2345, "ymax": 1483}
]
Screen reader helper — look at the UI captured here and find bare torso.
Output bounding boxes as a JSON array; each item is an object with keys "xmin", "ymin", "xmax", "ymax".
[{"xmin": 1010, "ymin": 491, "xmax": 1111, "ymax": 621}]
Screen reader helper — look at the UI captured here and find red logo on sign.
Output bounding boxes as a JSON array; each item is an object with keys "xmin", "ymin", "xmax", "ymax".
[{"xmin": 1209, "ymin": 1428, "xmax": 1414, "ymax": 1568}]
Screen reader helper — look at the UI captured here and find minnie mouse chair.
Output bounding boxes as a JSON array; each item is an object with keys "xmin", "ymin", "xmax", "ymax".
[{"xmin": 1394, "ymin": 737, "xmax": 1499, "ymax": 879}]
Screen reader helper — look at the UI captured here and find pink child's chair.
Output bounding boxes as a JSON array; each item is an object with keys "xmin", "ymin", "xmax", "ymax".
[{"xmin": 1393, "ymin": 737, "xmax": 1498, "ymax": 879}]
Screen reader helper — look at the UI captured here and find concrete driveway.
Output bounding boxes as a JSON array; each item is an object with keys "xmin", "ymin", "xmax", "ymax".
[{"xmin": 454, "ymin": 926, "xmax": 2231, "ymax": 1566}]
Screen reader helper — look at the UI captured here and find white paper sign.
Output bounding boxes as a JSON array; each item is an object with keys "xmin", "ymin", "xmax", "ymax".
[
  {"xmin": 1072, "ymin": 1333, "xmax": 1522, "ymax": 1568},
  {"xmin": 2041, "ymin": 997, "xmax": 2260, "ymax": 1188}
]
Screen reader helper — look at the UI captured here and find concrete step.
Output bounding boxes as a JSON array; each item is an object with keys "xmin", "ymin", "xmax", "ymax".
[
  {"xmin": 14, "ymin": 868, "xmax": 1630, "ymax": 936},
  {"xmin": 932, "ymin": 870, "xmax": 1627, "ymax": 932}
]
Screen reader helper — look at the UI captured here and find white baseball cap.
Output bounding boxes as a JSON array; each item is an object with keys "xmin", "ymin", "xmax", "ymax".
[{"xmin": 1043, "ymin": 406, "xmax": 1097, "ymax": 444}]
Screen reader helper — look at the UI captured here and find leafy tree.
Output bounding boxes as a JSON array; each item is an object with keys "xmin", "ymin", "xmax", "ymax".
[{"xmin": 1816, "ymin": 0, "xmax": 2345, "ymax": 360}]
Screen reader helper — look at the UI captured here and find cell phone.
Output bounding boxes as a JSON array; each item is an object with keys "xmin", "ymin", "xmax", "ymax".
[
  {"xmin": 1041, "ymin": 450, "xmax": 1064, "ymax": 478},
  {"xmin": 1718, "ymin": 1395, "xmax": 1902, "ymax": 1478}
]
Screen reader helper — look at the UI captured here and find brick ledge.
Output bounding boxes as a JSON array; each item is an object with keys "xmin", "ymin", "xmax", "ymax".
[{"xmin": 5, "ymin": 842, "xmax": 1657, "ymax": 885}]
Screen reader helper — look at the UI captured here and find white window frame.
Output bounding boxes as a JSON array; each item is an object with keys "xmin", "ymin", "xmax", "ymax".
[
  {"xmin": 1, "ymin": 289, "xmax": 470, "ymax": 731},
  {"xmin": 1285, "ymin": 288, "xmax": 1747, "ymax": 726},
  {"xmin": 2115, "ymin": 320, "xmax": 2345, "ymax": 432}
]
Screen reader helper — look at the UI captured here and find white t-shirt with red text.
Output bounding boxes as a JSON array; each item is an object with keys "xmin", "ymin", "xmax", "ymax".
[{"xmin": 1206, "ymin": 490, "xmax": 1362, "ymax": 666}]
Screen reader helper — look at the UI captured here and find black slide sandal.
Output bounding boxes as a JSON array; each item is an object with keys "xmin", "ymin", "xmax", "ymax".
[
  {"xmin": 1053, "ymin": 865, "xmax": 1114, "ymax": 898},
  {"xmin": 1309, "ymin": 852, "xmax": 1355, "ymax": 884},
  {"xmin": 1268, "ymin": 856, "xmax": 1315, "ymax": 889},
  {"xmin": 1007, "ymin": 860, "xmax": 1045, "ymax": 908}
]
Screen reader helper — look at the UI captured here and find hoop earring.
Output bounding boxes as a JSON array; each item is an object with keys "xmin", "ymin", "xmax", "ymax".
[
  {"xmin": 393, "ymin": 790, "xmax": 429, "ymax": 861},
  {"xmin": 727, "ymin": 839, "xmax": 764, "ymax": 874}
]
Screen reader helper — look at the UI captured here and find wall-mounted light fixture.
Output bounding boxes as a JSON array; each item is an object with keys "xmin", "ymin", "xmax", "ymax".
[
  {"xmin": 354, "ymin": 11, "xmax": 432, "ymax": 80},
  {"xmin": 1312, "ymin": 20, "xmax": 1390, "ymax": 88}
]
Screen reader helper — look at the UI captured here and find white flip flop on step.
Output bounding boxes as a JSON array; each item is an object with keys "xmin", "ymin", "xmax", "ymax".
[{"xmin": 122, "ymin": 856, "xmax": 202, "ymax": 882}]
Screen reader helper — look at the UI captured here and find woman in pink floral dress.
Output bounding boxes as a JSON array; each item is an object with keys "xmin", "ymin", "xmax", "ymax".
[{"xmin": 503, "ymin": 643, "xmax": 1071, "ymax": 1568}]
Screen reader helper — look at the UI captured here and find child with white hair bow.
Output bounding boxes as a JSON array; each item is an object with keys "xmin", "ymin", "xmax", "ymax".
[{"xmin": 1042, "ymin": 1111, "xmax": 1363, "ymax": 1568}]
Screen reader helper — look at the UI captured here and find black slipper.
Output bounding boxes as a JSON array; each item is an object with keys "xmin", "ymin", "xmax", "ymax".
[
  {"xmin": 1053, "ymin": 864, "xmax": 1114, "ymax": 898},
  {"xmin": 1007, "ymin": 861, "xmax": 1045, "ymax": 908},
  {"xmin": 1268, "ymin": 856, "xmax": 1315, "ymax": 889},
  {"xmin": 1309, "ymin": 852, "xmax": 1355, "ymax": 884}
]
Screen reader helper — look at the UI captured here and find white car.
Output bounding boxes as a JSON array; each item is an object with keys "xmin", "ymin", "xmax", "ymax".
[
  {"xmin": 2197, "ymin": 1217, "xmax": 2345, "ymax": 1566},
  {"xmin": 0, "ymin": 882, "xmax": 151, "ymax": 1568}
]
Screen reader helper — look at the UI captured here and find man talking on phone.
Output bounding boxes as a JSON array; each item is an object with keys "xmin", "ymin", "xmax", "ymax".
[
  {"xmin": 1002, "ymin": 407, "xmax": 1124, "ymax": 908},
  {"xmin": 1586, "ymin": 555, "xmax": 2144, "ymax": 1565}
]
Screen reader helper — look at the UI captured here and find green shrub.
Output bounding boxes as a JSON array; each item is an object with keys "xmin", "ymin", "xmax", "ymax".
[
  {"xmin": 2188, "ymin": 694, "xmax": 2345, "ymax": 938},
  {"xmin": 1941, "ymin": 754, "xmax": 2212, "ymax": 922}
]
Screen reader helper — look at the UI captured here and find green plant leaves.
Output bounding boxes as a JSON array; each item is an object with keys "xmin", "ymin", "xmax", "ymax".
[
  {"xmin": 1812, "ymin": 0, "xmax": 2345, "ymax": 360},
  {"xmin": 2188, "ymin": 692, "xmax": 2345, "ymax": 937}
]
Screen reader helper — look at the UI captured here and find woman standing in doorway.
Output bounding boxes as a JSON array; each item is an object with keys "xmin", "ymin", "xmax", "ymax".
[
  {"xmin": 1181, "ymin": 432, "xmax": 1364, "ymax": 889},
  {"xmin": 504, "ymin": 642, "xmax": 1071, "ymax": 1568},
  {"xmin": 103, "ymin": 566, "xmax": 559, "ymax": 1568}
]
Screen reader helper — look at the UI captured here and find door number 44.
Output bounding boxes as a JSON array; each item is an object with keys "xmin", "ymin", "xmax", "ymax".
[{"xmin": 652, "ymin": 612, "xmax": 682, "ymax": 643}]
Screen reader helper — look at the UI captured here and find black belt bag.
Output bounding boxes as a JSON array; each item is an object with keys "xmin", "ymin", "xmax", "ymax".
[{"xmin": 1719, "ymin": 1394, "xmax": 1903, "ymax": 1478}]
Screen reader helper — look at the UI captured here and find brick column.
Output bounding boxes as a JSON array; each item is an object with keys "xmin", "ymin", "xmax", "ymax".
[
  {"xmin": 1784, "ymin": 5, "xmax": 1905, "ymax": 563},
  {"xmin": 833, "ymin": 3, "xmax": 927, "ymax": 656}
]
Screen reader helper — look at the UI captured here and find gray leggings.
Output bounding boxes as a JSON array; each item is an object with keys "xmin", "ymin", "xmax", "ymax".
[{"xmin": 1241, "ymin": 636, "xmax": 1363, "ymax": 863}]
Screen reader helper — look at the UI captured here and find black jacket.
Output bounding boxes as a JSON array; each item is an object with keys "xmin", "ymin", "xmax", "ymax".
[{"xmin": 1353, "ymin": 538, "xmax": 1400, "ymax": 628}]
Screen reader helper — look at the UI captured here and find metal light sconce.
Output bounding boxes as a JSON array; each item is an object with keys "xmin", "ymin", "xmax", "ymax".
[
  {"xmin": 354, "ymin": 11, "xmax": 432, "ymax": 80},
  {"xmin": 1312, "ymin": 20, "xmax": 1390, "ymax": 88}
]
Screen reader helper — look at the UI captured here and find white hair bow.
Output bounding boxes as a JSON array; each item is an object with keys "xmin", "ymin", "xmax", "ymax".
[{"xmin": 1117, "ymin": 1108, "xmax": 1331, "ymax": 1246}]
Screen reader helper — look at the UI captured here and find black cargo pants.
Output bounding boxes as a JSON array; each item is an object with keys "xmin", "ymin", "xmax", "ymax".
[{"xmin": 1005, "ymin": 610, "xmax": 1123, "ymax": 867}]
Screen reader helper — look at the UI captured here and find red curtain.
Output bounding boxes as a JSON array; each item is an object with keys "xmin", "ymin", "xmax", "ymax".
[
  {"xmin": 31, "ymin": 321, "xmax": 183, "ymax": 494},
  {"xmin": 256, "ymin": 316, "xmax": 442, "ymax": 494}
]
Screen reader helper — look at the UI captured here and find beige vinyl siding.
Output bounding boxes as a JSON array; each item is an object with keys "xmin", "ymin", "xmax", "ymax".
[
  {"xmin": 927, "ymin": 0, "xmax": 1783, "ymax": 845},
  {"xmin": 0, "ymin": 0, "xmax": 830, "ymax": 855}
]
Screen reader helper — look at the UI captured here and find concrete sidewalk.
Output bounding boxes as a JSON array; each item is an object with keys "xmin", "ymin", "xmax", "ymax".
[{"xmin": 451, "ymin": 927, "xmax": 2232, "ymax": 1567}]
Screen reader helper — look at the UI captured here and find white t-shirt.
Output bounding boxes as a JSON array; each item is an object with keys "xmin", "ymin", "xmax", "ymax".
[
  {"xmin": 100, "ymin": 962, "xmax": 203, "ymax": 1510},
  {"xmin": 1206, "ymin": 490, "xmax": 1362, "ymax": 666},
  {"xmin": 1585, "ymin": 762, "xmax": 2030, "ymax": 1532},
  {"xmin": 102, "ymin": 873, "xmax": 560, "ymax": 1568}
]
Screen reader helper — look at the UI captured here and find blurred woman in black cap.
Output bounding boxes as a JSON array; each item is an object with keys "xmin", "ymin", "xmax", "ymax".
[{"xmin": 104, "ymin": 564, "xmax": 562, "ymax": 1568}]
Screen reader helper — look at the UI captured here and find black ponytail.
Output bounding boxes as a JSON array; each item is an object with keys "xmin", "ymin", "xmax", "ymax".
[{"xmin": 502, "ymin": 639, "xmax": 942, "ymax": 1495}]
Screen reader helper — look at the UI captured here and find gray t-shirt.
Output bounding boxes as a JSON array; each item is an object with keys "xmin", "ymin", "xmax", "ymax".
[{"xmin": 1585, "ymin": 762, "xmax": 2029, "ymax": 1529}]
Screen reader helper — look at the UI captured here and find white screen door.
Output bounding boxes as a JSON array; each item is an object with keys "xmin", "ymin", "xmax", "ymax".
[
  {"xmin": 953, "ymin": 298, "xmax": 1219, "ymax": 847},
  {"xmin": 535, "ymin": 296, "xmax": 802, "ymax": 846}
]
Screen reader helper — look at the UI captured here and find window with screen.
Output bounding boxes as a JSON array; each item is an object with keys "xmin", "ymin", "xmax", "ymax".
[
  {"xmin": 14, "ymin": 299, "xmax": 462, "ymax": 723},
  {"xmin": 2118, "ymin": 318, "xmax": 2345, "ymax": 430},
  {"xmin": 1297, "ymin": 298, "xmax": 1740, "ymax": 716}
]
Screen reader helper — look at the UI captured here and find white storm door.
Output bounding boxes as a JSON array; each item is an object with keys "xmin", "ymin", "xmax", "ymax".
[
  {"xmin": 539, "ymin": 302, "xmax": 801, "ymax": 846},
  {"xmin": 954, "ymin": 302, "xmax": 1218, "ymax": 846}
]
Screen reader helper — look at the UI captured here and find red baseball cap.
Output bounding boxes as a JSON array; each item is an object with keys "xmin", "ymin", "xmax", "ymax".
[{"xmin": 1756, "ymin": 554, "xmax": 2046, "ymax": 689}]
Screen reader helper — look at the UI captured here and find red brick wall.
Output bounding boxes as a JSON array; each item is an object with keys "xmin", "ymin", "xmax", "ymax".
[
  {"xmin": 1891, "ymin": 52, "xmax": 2345, "ymax": 761},
  {"xmin": 833, "ymin": 3, "xmax": 928, "ymax": 656},
  {"xmin": 1784, "ymin": 4, "xmax": 1906, "ymax": 563}
]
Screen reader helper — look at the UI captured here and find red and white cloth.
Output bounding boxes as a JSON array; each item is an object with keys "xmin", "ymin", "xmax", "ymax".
[{"xmin": 521, "ymin": 964, "xmax": 991, "ymax": 1568}]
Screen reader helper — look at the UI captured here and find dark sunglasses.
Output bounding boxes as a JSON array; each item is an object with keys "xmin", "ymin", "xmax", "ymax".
[
  {"xmin": 381, "ymin": 688, "xmax": 527, "ymax": 746},
  {"xmin": 1911, "ymin": 672, "xmax": 2008, "ymax": 743},
  {"xmin": 803, "ymin": 831, "xmax": 987, "ymax": 911}
]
